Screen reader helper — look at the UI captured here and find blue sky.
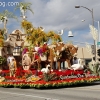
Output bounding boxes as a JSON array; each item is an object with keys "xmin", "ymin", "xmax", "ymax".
[{"xmin": 0, "ymin": 0, "xmax": 100, "ymax": 46}]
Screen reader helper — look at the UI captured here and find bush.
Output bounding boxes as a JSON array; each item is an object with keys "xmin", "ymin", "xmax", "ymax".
[{"xmin": 0, "ymin": 56, "xmax": 6, "ymax": 65}]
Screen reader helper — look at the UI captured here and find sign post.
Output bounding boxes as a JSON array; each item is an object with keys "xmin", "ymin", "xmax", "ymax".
[{"xmin": 97, "ymin": 42, "xmax": 100, "ymax": 45}]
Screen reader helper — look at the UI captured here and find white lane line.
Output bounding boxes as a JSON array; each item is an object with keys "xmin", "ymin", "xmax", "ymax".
[
  {"xmin": 0, "ymin": 91, "xmax": 59, "ymax": 100},
  {"xmin": 67, "ymin": 87, "xmax": 100, "ymax": 91}
]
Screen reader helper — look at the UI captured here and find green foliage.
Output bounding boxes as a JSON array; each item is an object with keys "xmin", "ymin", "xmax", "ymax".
[
  {"xmin": 0, "ymin": 9, "xmax": 18, "ymax": 21},
  {"xmin": 15, "ymin": 2, "xmax": 34, "ymax": 14},
  {"xmin": 21, "ymin": 20, "xmax": 62, "ymax": 46},
  {"xmin": 0, "ymin": 29, "xmax": 4, "ymax": 47},
  {"xmin": 88, "ymin": 62, "xmax": 100, "ymax": 76},
  {"xmin": 0, "ymin": 29, "xmax": 5, "ymax": 36},
  {"xmin": 0, "ymin": 56, "xmax": 6, "ymax": 65}
]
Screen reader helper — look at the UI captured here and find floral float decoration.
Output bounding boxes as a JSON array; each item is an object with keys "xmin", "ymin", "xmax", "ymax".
[
  {"xmin": 0, "ymin": 67, "xmax": 100, "ymax": 89},
  {"xmin": 0, "ymin": 56, "xmax": 6, "ymax": 65},
  {"xmin": 0, "ymin": 2, "xmax": 99, "ymax": 89}
]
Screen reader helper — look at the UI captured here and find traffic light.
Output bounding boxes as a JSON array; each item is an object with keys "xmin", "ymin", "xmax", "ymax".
[
  {"xmin": 91, "ymin": 45, "xmax": 95, "ymax": 55},
  {"xmin": 97, "ymin": 49, "xmax": 100, "ymax": 56}
]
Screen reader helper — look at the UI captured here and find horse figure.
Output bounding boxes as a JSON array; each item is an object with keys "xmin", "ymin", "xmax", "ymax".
[
  {"xmin": 31, "ymin": 43, "xmax": 59, "ymax": 71},
  {"xmin": 54, "ymin": 43, "xmax": 78, "ymax": 70},
  {"xmin": 47, "ymin": 44, "xmax": 58, "ymax": 70},
  {"xmin": 65, "ymin": 44, "xmax": 78, "ymax": 67},
  {"xmin": 31, "ymin": 42, "xmax": 78, "ymax": 71},
  {"xmin": 31, "ymin": 43, "xmax": 50, "ymax": 70}
]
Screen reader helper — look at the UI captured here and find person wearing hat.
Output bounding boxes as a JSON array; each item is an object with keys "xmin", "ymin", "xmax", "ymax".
[
  {"xmin": 73, "ymin": 53, "xmax": 78, "ymax": 64},
  {"xmin": 72, "ymin": 53, "xmax": 81, "ymax": 64},
  {"xmin": 73, "ymin": 56, "xmax": 78, "ymax": 64}
]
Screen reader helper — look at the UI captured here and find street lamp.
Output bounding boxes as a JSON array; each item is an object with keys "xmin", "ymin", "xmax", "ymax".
[
  {"xmin": 58, "ymin": 27, "xmax": 74, "ymax": 44},
  {"xmin": 68, "ymin": 31, "xmax": 74, "ymax": 37},
  {"xmin": 57, "ymin": 27, "xmax": 74, "ymax": 37},
  {"xmin": 65, "ymin": 27, "xmax": 74, "ymax": 44},
  {"xmin": 75, "ymin": 5, "xmax": 97, "ymax": 61},
  {"xmin": 64, "ymin": 26, "xmax": 74, "ymax": 37},
  {"xmin": 75, "ymin": 6, "xmax": 94, "ymax": 24},
  {"xmin": 68, "ymin": 30, "xmax": 74, "ymax": 44}
]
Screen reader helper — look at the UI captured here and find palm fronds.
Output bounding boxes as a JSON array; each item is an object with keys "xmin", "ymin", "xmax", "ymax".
[
  {"xmin": 89, "ymin": 24, "xmax": 98, "ymax": 41},
  {"xmin": 15, "ymin": 2, "xmax": 34, "ymax": 17},
  {"xmin": 0, "ymin": 9, "xmax": 18, "ymax": 22}
]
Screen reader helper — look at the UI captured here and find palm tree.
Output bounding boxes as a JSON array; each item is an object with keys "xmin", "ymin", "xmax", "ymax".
[
  {"xmin": 21, "ymin": 20, "xmax": 62, "ymax": 47},
  {"xmin": 0, "ymin": 29, "xmax": 4, "ymax": 47},
  {"xmin": 47, "ymin": 31, "xmax": 62, "ymax": 44},
  {"xmin": 0, "ymin": 9, "xmax": 17, "ymax": 40},
  {"xmin": 15, "ymin": 2, "xmax": 34, "ymax": 20}
]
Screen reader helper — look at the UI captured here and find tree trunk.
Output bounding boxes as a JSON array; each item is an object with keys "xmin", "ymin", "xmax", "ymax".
[{"xmin": 0, "ymin": 47, "xmax": 3, "ymax": 56}]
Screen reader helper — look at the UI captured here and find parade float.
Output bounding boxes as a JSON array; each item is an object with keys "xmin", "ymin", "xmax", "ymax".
[{"xmin": 0, "ymin": 2, "xmax": 100, "ymax": 89}]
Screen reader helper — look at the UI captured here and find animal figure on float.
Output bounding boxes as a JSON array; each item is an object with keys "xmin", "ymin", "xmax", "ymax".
[
  {"xmin": 41, "ymin": 64, "xmax": 51, "ymax": 74},
  {"xmin": 54, "ymin": 42, "xmax": 78, "ymax": 71},
  {"xmin": 64, "ymin": 44, "xmax": 78, "ymax": 69},
  {"xmin": 32, "ymin": 43, "xmax": 57, "ymax": 71},
  {"xmin": 31, "ymin": 42, "xmax": 48, "ymax": 71},
  {"xmin": 70, "ymin": 58, "xmax": 85, "ymax": 70},
  {"xmin": 28, "ymin": 42, "xmax": 78, "ymax": 71},
  {"xmin": 22, "ymin": 52, "xmax": 31, "ymax": 70}
]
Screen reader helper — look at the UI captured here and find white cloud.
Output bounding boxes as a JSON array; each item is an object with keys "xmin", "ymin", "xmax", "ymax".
[
  {"xmin": 1, "ymin": 0, "xmax": 100, "ymax": 46},
  {"xmin": 82, "ymin": 32, "xmax": 92, "ymax": 40}
]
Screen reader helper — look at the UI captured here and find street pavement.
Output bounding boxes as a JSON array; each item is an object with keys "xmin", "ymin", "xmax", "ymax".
[{"xmin": 0, "ymin": 82, "xmax": 100, "ymax": 100}]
